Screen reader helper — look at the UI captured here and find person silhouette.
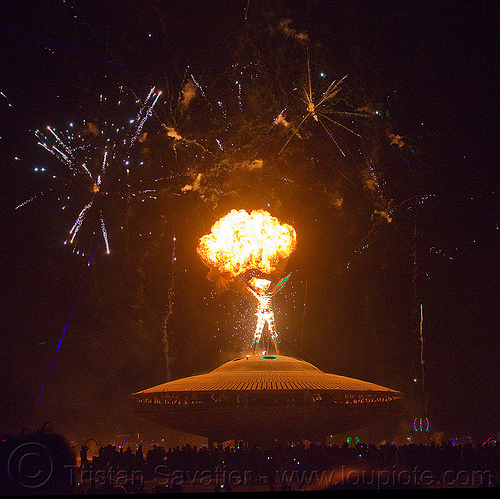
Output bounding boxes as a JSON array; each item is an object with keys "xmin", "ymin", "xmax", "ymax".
[
  {"xmin": 80, "ymin": 444, "xmax": 89, "ymax": 470},
  {"xmin": 0, "ymin": 426, "xmax": 77, "ymax": 495}
]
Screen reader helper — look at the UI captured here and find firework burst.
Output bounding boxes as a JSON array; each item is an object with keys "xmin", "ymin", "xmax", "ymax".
[
  {"xmin": 275, "ymin": 48, "xmax": 370, "ymax": 157},
  {"xmin": 18, "ymin": 86, "xmax": 161, "ymax": 258}
]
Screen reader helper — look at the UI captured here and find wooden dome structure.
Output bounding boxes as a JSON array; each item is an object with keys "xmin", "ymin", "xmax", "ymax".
[{"xmin": 132, "ymin": 354, "xmax": 404, "ymax": 444}]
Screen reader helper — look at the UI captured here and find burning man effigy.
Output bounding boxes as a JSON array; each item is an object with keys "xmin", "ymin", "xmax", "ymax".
[{"xmin": 197, "ymin": 209, "xmax": 296, "ymax": 353}]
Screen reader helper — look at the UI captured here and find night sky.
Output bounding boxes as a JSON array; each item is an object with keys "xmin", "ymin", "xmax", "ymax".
[{"xmin": 0, "ymin": 0, "xmax": 498, "ymax": 447}]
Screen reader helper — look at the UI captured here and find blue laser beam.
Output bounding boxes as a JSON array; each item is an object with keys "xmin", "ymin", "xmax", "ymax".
[{"xmin": 37, "ymin": 288, "xmax": 82, "ymax": 403}]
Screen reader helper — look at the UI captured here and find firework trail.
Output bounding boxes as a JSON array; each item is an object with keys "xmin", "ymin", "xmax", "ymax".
[
  {"xmin": 162, "ymin": 233, "xmax": 177, "ymax": 381},
  {"xmin": 1, "ymin": 90, "xmax": 13, "ymax": 107}
]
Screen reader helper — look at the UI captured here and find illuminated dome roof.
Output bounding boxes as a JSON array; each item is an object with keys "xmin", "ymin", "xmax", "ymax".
[
  {"xmin": 135, "ymin": 354, "xmax": 399, "ymax": 394},
  {"xmin": 132, "ymin": 355, "xmax": 404, "ymax": 443}
]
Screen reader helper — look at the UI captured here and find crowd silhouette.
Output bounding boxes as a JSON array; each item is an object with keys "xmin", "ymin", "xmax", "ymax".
[
  {"xmin": 77, "ymin": 438, "xmax": 500, "ymax": 492},
  {"xmin": 2, "ymin": 427, "xmax": 499, "ymax": 494}
]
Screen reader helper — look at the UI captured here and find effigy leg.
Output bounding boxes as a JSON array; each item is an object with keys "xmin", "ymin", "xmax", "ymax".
[
  {"xmin": 266, "ymin": 314, "xmax": 280, "ymax": 354},
  {"xmin": 253, "ymin": 315, "xmax": 265, "ymax": 354}
]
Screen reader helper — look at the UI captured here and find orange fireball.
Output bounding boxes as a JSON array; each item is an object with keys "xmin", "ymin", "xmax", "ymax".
[{"xmin": 197, "ymin": 209, "xmax": 297, "ymax": 279}]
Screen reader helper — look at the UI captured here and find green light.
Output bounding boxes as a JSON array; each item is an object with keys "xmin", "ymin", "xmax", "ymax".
[{"xmin": 262, "ymin": 355, "xmax": 277, "ymax": 360}]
